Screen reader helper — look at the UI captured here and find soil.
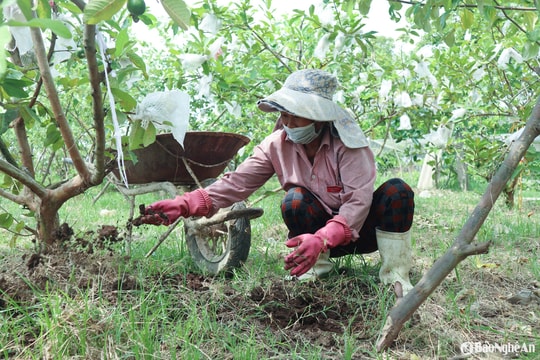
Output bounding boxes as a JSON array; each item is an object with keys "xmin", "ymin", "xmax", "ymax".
[
  {"xmin": 0, "ymin": 223, "xmax": 373, "ymax": 351},
  {"xmin": 1, "ymin": 222, "xmax": 539, "ymax": 358},
  {"xmin": 0, "ymin": 224, "xmax": 127, "ymax": 307}
]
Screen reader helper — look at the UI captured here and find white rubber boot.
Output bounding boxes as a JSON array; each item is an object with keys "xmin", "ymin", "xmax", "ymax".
[
  {"xmin": 294, "ymin": 251, "xmax": 333, "ymax": 281},
  {"xmin": 376, "ymin": 228, "xmax": 414, "ymax": 295}
]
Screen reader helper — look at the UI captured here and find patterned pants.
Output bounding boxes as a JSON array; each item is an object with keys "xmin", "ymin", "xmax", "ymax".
[{"xmin": 281, "ymin": 178, "xmax": 415, "ymax": 257}]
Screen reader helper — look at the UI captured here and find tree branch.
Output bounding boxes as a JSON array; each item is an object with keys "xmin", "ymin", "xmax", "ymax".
[
  {"xmin": 10, "ymin": 29, "xmax": 58, "ymax": 181},
  {"xmin": 0, "ymin": 158, "xmax": 47, "ymax": 198},
  {"xmin": 29, "ymin": 21, "xmax": 91, "ymax": 183},
  {"xmin": 389, "ymin": 0, "xmax": 536, "ymax": 12},
  {"xmin": 246, "ymin": 24, "xmax": 293, "ymax": 73},
  {"xmin": 494, "ymin": 0, "xmax": 526, "ymax": 32},
  {"xmin": 0, "ymin": 188, "xmax": 26, "ymax": 206},
  {"xmin": 458, "ymin": 240, "xmax": 491, "ymax": 257},
  {"xmin": 83, "ymin": 24, "xmax": 106, "ymax": 184}
]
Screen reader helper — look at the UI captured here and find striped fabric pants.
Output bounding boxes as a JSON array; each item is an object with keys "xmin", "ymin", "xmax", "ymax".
[{"xmin": 281, "ymin": 178, "xmax": 415, "ymax": 257}]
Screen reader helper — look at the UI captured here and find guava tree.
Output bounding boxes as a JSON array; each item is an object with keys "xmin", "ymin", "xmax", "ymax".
[
  {"xmin": 132, "ymin": 0, "xmax": 420, "ymax": 159},
  {"xmin": 400, "ymin": 0, "xmax": 540, "ymax": 201},
  {"xmin": 0, "ymin": 0, "xmax": 190, "ymax": 248},
  {"xmin": 137, "ymin": 0, "xmax": 540, "ymax": 192}
]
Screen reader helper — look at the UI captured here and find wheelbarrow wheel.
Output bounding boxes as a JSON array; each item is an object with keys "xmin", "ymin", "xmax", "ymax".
[{"xmin": 184, "ymin": 201, "xmax": 251, "ymax": 275}]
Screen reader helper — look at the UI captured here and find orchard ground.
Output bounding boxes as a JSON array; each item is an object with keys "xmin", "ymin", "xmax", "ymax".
[{"xmin": 0, "ymin": 175, "xmax": 539, "ymax": 359}]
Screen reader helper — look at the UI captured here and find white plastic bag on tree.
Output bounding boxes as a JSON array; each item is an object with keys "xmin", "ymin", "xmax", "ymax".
[
  {"xmin": 418, "ymin": 126, "xmax": 453, "ymax": 191},
  {"xmin": 417, "ymin": 151, "xmax": 439, "ymax": 191},
  {"xmin": 199, "ymin": 13, "xmax": 222, "ymax": 35},
  {"xmin": 314, "ymin": 33, "xmax": 331, "ymax": 60},
  {"xmin": 394, "ymin": 91, "xmax": 412, "ymax": 108},
  {"xmin": 4, "ymin": 4, "xmax": 33, "ymax": 61},
  {"xmin": 132, "ymin": 90, "xmax": 190, "ymax": 147},
  {"xmin": 424, "ymin": 126, "xmax": 452, "ymax": 148},
  {"xmin": 379, "ymin": 79, "xmax": 392, "ymax": 101},
  {"xmin": 51, "ymin": 14, "xmax": 77, "ymax": 65},
  {"xmin": 398, "ymin": 113, "xmax": 412, "ymax": 130}
]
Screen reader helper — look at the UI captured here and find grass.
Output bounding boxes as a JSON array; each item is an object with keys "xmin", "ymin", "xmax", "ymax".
[{"xmin": 0, "ymin": 171, "xmax": 539, "ymax": 359}]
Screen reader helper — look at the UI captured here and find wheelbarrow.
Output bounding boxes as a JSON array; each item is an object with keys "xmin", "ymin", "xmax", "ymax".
[{"xmin": 113, "ymin": 131, "xmax": 264, "ymax": 274}]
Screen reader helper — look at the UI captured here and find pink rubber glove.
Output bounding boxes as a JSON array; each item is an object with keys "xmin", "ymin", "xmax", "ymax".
[
  {"xmin": 139, "ymin": 189, "xmax": 212, "ymax": 226},
  {"xmin": 284, "ymin": 216, "xmax": 352, "ymax": 277}
]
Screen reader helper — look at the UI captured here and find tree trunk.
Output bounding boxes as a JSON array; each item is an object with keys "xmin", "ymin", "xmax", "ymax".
[
  {"xmin": 38, "ymin": 195, "xmax": 61, "ymax": 247},
  {"xmin": 454, "ymin": 140, "xmax": 469, "ymax": 191},
  {"xmin": 377, "ymin": 97, "xmax": 540, "ymax": 352}
]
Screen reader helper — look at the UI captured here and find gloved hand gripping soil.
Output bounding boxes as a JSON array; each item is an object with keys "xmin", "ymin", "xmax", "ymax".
[{"xmin": 131, "ymin": 204, "xmax": 167, "ymax": 227}]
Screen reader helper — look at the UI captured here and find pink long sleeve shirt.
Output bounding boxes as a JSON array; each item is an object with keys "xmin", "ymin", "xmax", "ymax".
[{"xmin": 205, "ymin": 128, "xmax": 376, "ymax": 239}]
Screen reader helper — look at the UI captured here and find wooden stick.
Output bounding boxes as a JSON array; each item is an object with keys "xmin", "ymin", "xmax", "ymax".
[
  {"xmin": 144, "ymin": 216, "xmax": 183, "ymax": 258},
  {"xmin": 144, "ymin": 207, "xmax": 263, "ymax": 258},
  {"xmin": 184, "ymin": 208, "xmax": 264, "ymax": 230}
]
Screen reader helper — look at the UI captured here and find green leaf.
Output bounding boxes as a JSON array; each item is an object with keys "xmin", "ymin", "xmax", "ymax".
[
  {"xmin": 1, "ymin": 173, "xmax": 14, "ymax": 188},
  {"xmin": 10, "ymin": 220, "xmax": 26, "ymax": 247},
  {"xmin": 523, "ymin": 12, "xmax": 538, "ymax": 33},
  {"xmin": 481, "ymin": 6, "xmax": 497, "ymax": 26},
  {"xmin": 28, "ymin": 18, "xmax": 71, "ymax": 39},
  {"xmin": 113, "ymin": 109, "xmax": 128, "ymax": 126},
  {"xmin": 439, "ymin": 11, "xmax": 450, "ymax": 30},
  {"xmin": 161, "ymin": 0, "xmax": 191, "ymax": 30},
  {"xmin": 84, "ymin": 0, "xmax": 127, "ymax": 25},
  {"xmin": 142, "ymin": 122, "xmax": 156, "ymax": 147},
  {"xmin": 522, "ymin": 41, "xmax": 539, "ymax": 60},
  {"xmin": 7, "ymin": 18, "xmax": 72, "ymax": 39},
  {"xmin": 389, "ymin": 1, "xmax": 403, "ymax": 21},
  {"xmin": 0, "ymin": 213, "xmax": 14, "ymax": 229},
  {"xmin": 60, "ymin": 1, "xmax": 84, "ymax": 15},
  {"xmin": 0, "ymin": 110, "xmax": 19, "ymax": 136},
  {"xmin": 444, "ymin": 29, "xmax": 455, "ymax": 47},
  {"xmin": 1, "ymin": 78, "xmax": 30, "ymax": 98},
  {"xmin": 0, "ymin": 26, "xmax": 11, "ymax": 79},
  {"xmin": 460, "ymin": 9, "xmax": 474, "ymax": 30},
  {"xmin": 44, "ymin": 124, "xmax": 62, "ymax": 148},
  {"xmin": 16, "ymin": 0, "xmax": 33, "ymax": 20},
  {"xmin": 358, "ymin": 0, "xmax": 371, "ymax": 16},
  {"xmin": 15, "ymin": 220, "xmax": 26, "ymax": 232},
  {"xmin": 526, "ymin": 27, "xmax": 540, "ymax": 42},
  {"xmin": 128, "ymin": 120, "xmax": 145, "ymax": 149},
  {"xmin": 36, "ymin": 0, "xmax": 52, "ymax": 19},
  {"xmin": 126, "ymin": 50, "xmax": 148, "ymax": 78},
  {"xmin": 137, "ymin": 13, "xmax": 155, "ymax": 26},
  {"xmin": 114, "ymin": 28, "xmax": 130, "ymax": 57},
  {"xmin": 19, "ymin": 105, "xmax": 41, "ymax": 128},
  {"xmin": 477, "ymin": 0, "xmax": 485, "ymax": 13},
  {"xmin": 342, "ymin": 0, "xmax": 354, "ymax": 18},
  {"xmin": 111, "ymin": 87, "xmax": 137, "ymax": 110},
  {"xmin": 0, "ymin": 118, "xmax": 9, "ymax": 137}
]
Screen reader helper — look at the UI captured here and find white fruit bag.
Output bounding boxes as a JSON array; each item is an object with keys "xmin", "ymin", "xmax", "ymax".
[{"xmin": 132, "ymin": 90, "xmax": 190, "ymax": 147}]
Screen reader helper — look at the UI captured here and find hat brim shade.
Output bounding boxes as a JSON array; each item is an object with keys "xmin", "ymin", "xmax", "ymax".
[
  {"xmin": 258, "ymin": 87, "xmax": 370, "ymax": 149},
  {"xmin": 257, "ymin": 87, "xmax": 342, "ymax": 122}
]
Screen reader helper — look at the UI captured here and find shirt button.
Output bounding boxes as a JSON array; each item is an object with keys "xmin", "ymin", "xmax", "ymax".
[{"xmin": 311, "ymin": 174, "xmax": 316, "ymax": 180}]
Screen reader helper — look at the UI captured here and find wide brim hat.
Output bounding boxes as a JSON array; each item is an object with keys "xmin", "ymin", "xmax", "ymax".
[{"xmin": 257, "ymin": 69, "xmax": 368, "ymax": 149}]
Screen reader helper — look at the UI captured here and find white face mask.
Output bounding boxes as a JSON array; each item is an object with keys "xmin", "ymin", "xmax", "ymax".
[{"xmin": 283, "ymin": 123, "xmax": 322, "ymax": 144}]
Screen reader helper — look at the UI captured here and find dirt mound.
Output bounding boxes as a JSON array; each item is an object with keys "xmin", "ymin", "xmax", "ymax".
[{"xmin": 0, "ymin": 223, "xmax": 130, "ymax": 308}]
